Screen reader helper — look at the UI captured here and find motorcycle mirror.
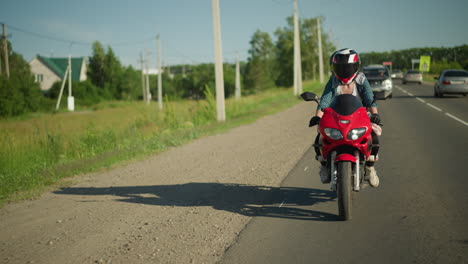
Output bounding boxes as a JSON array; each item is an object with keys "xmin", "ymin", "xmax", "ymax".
[{"xmin": 301, "ymin": 92, "xmax": 318, "ymax": 102}]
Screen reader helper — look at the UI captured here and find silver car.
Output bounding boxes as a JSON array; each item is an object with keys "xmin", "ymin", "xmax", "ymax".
[
  {"xmin": 363, "ymin": 65, "xmax": 393, "ymax": 99},
  {"xmin": 434, "ymin": 69, "xmax": 468, "ymax": 97},
  {"xmin": 391, "ymin": 70, "xmax": 403, "ymax": 79},
  {"xmin": 403, "ymin": 70, "xmax": 423, "ymax": 84}
]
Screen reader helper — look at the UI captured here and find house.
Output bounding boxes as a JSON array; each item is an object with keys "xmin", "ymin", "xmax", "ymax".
[{"xmin": 29, "ymin": 55, "xmax": 87, "ymax": 91}]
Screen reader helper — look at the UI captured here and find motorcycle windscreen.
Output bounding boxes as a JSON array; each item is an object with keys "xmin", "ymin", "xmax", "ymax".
[{"xmin": 329, "ymin": 94, "xmax": 363, "ymax": 116}]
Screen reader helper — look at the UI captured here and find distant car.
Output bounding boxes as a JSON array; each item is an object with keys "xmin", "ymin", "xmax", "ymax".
[
  {"xmin": 363, "ymin": 65, "xmax": 393, "ymax": 99},
  {"xmin": 434, "ymin": 69, "xmax": 468, "ymax": 97},
  {"xmin": 403, "ymin": 70, "xmax": 423, "ymax": 84},
  {"xmin": 391, "ymin": 70, "xmax": 403, "ymax": 79}
]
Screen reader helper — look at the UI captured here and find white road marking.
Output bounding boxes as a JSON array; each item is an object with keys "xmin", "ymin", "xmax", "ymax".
[
  {"xmin": 304, "ymin": 166, "xmax": 308, "ymax": 172},
  {"xmin": 395, "ymin": 85, "xmax": 467, "ymax": 128},
  {"xmin": 445, "ymin": 113, "xmax": 468, "ymax": 127},
  {"xmin": 279, "ymin": 201, "xmax": 285, "ymax": 208},
  {"xmin": 426, "ymin": 103, "xmax": 442, "ymax": 112}
]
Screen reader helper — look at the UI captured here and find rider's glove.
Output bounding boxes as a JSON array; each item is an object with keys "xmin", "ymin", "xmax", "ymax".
[
  {"xmin": 370, "ymin": 113, "xmax": 383, "ymax": 126},
  {"xmin": 309, "ymin": 116, "xmax": 321, "ymax": 127}
]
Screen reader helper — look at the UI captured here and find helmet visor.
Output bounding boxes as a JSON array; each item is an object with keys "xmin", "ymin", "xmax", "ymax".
[{"xmin": 333, "ymin": 63, "xmax": 359, "ymax": 79}]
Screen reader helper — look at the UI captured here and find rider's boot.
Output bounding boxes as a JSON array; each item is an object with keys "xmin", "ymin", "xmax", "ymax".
[
  {"xmin": 365, "ymin": 166, "xmax": 380, "ymax": 187},
  {"xmin": 319, "ymin": 163, "xmax": 331, "ymax": 183}
]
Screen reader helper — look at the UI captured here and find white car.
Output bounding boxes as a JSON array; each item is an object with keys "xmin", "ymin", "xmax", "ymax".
[
  {"xmin": 434, "ymin": 69, "xmax": 468, "ymax": 97},
  {"xmin": 363, "ymin": 65, "xmax": 393, "ymax": 99}
]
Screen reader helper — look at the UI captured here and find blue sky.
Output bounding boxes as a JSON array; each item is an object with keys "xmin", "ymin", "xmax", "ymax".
[{"xmin": 1, "ymin": 0, "xmax": 467, "ymax": 68}]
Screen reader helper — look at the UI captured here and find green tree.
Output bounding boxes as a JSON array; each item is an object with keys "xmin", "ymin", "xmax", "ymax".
[
  {"xmin": 103, "ymin": 47, "xmax": 123, "ymax": 99},
  {"xmin": 275, "ymin": 16, "xmax": 336, "ymax": 87},
  {"xmin": 360, "ymin": 45, "xmax": 468, "ymax": 73},
  {"xmin": 87, "ymin": 41, "xmax": 106, "ymax": 88},
  {"xmin": 119, "ymin": 66, "xmax": 142, "ymax": 100},
  {"xmin": 0, "ymin": 41, "xmax": 43, "ymax": 117},
  {"xmin": 274, "ymin": 20, "xmax": 294, "ymax": 87},
  {"xmin": 245, "ymin": 30, "xmax": 276, "ymax": 93}
]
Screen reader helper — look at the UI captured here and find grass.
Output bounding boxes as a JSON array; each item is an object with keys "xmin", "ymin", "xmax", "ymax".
[
  {"xmin": 0, "ymin": 81, "xmax": 323, "ymax": 206},
  {"xmin": 422, "ymin": 73, "xmax": 438, "ymax": 82}
]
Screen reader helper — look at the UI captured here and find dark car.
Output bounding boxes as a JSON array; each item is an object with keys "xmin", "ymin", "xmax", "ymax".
[
  {"xmin": 434, "ymin": 69, "xmax": 468, "ymax": 97},
  {"xmin": 363, "ymin": 65, "xmax": 393, "ymax": 99}
]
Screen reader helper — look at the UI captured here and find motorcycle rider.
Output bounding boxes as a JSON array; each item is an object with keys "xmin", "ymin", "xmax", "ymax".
[{"xmin": 309, "ymin": 48, "xmax": 382, "ymax": 187}]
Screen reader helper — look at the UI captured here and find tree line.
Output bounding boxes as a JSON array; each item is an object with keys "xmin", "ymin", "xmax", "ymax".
[
  {"xmin": 3, "ymin": 15, "xmax": 465, "ymax": 118},
  {"xmin": 360, "ymin": 45, "xmax": 468, "ymax": 73},
  {"xmin": 0, "ymin": 16, "xmax": 335, "ymax": 117}
]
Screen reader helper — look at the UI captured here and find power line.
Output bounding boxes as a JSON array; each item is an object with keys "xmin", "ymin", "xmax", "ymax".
[
  {"xmin": 3, "ymin": 23, "xmax": 90, "ymax": 45},
  {"xmin": 2, "ymin": 22, "xmax": 156, "ymax": 47},
  {"xmin": 271, "ymin": 0, "xmax": 294, "ymax": 5}
]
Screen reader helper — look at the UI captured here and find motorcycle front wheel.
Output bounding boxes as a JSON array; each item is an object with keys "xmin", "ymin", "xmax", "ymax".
[{"xmin": 337, "ymin": 161, "xmax": 353, "ymax": 220}]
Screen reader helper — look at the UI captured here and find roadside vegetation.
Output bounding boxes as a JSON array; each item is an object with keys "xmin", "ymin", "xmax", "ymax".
[
  {"xmin": 0, "ymin": 15, "xmax": 333, "ymax": 205},
  {"xmin": 360, "ymin": 45, "xmax": 468, "ymax": 74},
  {"xmin": 2, "ymin": 13, "xmax": 465, "ymax": 205},
  {"xmin": 0, "ymin": 81, "xmax": 322, "ymax": 205}
]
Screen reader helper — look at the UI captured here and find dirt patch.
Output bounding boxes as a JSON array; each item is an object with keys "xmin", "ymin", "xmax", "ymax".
[{"xmin": 0, "ymin": 102, "xmax": 315, "ymax": 264}]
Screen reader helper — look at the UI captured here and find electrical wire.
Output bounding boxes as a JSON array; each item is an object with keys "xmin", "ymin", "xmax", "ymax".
[
  {"xmin": 1, "ymin": 22, "xmax": 156, "ymax": 47},
  {"xmin": 2, "ymin": 23, "xmax": 90, "ymax": 45},
  {"xmin": 271, "ymin": 0, "xmax": 293, "ymax": 5}
]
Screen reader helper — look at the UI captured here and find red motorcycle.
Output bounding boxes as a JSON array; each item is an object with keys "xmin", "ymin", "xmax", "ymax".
[{"xmin": 301, "ymin": 92, "xmax": 379, "ymax": 220}]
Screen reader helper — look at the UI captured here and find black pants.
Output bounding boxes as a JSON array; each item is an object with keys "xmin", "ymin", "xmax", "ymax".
[{"xmin": 313, "ymin": 131, "xmax": 379, "ymax": 166}]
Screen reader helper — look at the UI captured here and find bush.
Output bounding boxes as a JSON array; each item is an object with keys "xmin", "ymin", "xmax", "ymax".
[
  {"xmin": 430, "ymin": 60, "xmax": 463, "ymax": 75},
  {"xmin": 46, "ymin": 80, "xmax": 107, "ymax": 107},
  {"xmin": 0, "ymin": 73, "xmax": 43, "ymax": 117}
]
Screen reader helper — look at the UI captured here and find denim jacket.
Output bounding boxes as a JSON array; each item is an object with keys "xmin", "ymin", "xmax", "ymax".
[{"xmin": 317, "ymin": 72, "xmax": 378, "ymax": 111}]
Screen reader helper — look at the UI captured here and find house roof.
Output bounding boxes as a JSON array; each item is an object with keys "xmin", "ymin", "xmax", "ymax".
[{"xmin": 37, "ymin": 56, "xmax": 85, "ymax": 81}]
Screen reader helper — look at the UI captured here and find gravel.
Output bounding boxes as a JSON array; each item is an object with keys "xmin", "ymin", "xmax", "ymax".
[{"xmin": 0, "ymin": 102, "xmax": 315, "ymax": 264}]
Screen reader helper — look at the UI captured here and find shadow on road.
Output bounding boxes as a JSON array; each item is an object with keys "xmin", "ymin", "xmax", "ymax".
[{"xmin": 54, "ymin": 183, "xmax": 339, "ymax": 221}]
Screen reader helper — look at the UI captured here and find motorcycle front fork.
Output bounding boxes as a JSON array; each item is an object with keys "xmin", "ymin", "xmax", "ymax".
[{"xmin": 329, "ymin": 151, "xmax": 362, "ymax": 192}]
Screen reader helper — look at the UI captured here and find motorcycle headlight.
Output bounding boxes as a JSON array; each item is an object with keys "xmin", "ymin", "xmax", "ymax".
[
  {"xmin": 324, "ymin": 128, "xmax": 343, "ymax": 140},
  {"xmin": 347, "ymin": 127, "xmax": 367, "ymax": 140}
]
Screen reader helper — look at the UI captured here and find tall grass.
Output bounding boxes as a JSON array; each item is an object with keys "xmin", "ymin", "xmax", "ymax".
[{"xmin": 0, "ymin": 81, "xmax": 322, "ymax": 205}]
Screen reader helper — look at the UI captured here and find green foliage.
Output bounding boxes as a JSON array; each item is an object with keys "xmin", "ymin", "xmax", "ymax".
[
  {"xmin": 247, "ymin": 16, "xmax": 335, "ymax": 89},
  {"xmin": 360, "ymin": 45, "xmax": 468, "ymax": 74},
  {"xmin": 46, "ymin": 80, "xmax": 108, "ymax": 107},
  {"xmin": 87, "ymin": 41, "xmax": 140, "ymax": 101},
  {"xmin": 87, "ymin": 41, "xmax": 106, "ymax": 88},
  {"xmin": 300, "ymin": 17, "xmax": 335, "ymax": 81},
  {"xmin": 0, "ymin": 82, "xmax": 322, "ymax": 204},
  {"xmin": 0, "ymin": 44, "xmax": 44, "ymax": 117},
  {"xmin": 200, "ymin": 84, "xmax": 217, "ymax": 122},
  {"xmin": 430, "ymin": 60, "xmax": 463, "ymax": 75},
  {"xmin": 274, "ymin": 24, "xmax": 294, "ymax": 87},
  {"xmin": 244, "ymin": 30, "xmax": 277, "ymax": 93}
]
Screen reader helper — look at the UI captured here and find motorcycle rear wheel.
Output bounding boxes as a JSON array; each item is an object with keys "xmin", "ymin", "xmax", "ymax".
[{"xmin": 337, "ymin": 161, "xmax": 353, "ymax": 220}]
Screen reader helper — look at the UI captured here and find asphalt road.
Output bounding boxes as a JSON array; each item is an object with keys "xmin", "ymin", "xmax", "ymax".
[{"xmin": 220, "ymin": 80, "xmax": 468, "ymax": 264}]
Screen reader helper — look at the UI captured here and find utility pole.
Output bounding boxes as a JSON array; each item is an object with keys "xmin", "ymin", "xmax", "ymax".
[
  {"xmin": 293, "ymin": 0, "xmax": 302, "ymax": 95},
  {"xmin": 2, "ymin": 24, "xmax": 10, "ymax": 78},
  {"xmin": 0, "ymin": 39, "xmax": 2, "ymax": 75},
  {"xmin": 317, "ymin": 17, "xmax": 324, "ymax": 83},
  {"xmin": 157, "ymin": 34, "xmax": 163, "ymax": 110},
  {"xmin": 212, "ymin": 0, "xmax": 226, "ymax": 121},
  {"xmin": 0, "ymin": 27, "xmax": 2, "ymax": 75},
  {"xmin": 235, "ymin": 51, "xmax": 241, "ymax": 100},
  {"xmin": 55, "ymin": 65, "xmax": 69, "ymax": 110},
  {"xmin": 145, "ymin": 49, "xmax": 151, "ymax": 104},
  {"xmin": 67, "ymin": 55, "xmax": 74, "ymax": 111},
  {"xmin": 139, "ymin": 52, "xmax": 146, "ymax": 102}
]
